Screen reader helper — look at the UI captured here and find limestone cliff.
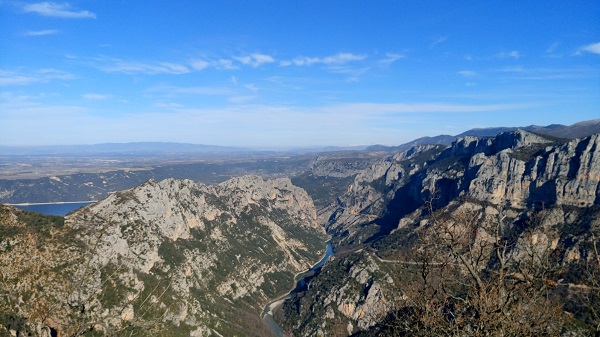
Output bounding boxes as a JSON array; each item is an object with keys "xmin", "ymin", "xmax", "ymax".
[
  {"xmin": 278, "ymin": 131, "xmax": 600, "ymax": 336},
  {"xmin": 0, "ymin": 176, "xmax": 327, "ymax": 336},
  {"xmin": 324, "ymin": 130, "xmax": 599, "ymax": 248}
]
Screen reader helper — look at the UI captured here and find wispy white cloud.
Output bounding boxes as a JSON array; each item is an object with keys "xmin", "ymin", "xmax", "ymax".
[
  {"xmin": 429, "ymin": 35, "xmax": 448, "ymax": 48},
  {"xmin": 82, "ymin": 93, "xmax": 110, "ymax": 100},
  {"xmin": 578, "ymin": 42, "xmax": 600, "ymax": 55},
  {"xmin": 234, "ymin": 53, "xmax": 275, "ymax": 68},
  {"xmin": 215, "ymin": 59, "xmax": 238, "ymax": 70},
  {"xmin": 378, "ymin": 53, "xmax": 405, "ymax": 66},
  {"xmin": 326, "ymin": 66, "xmax": 370, "ymax": 82},
  {"xmin": 322, "ymin": 53, "xmax": 366, "ymax": 64},
  {"xmin": 124, "ymin": 52, "xmax": 369, "ymax": 75},
  {"xmin": 190, "ymin": 59, "xmax": 210, "ymax": 71},
  {"xmin": 228, "ymin": 95, "xmax": 257, "ymax": 104},
  {"xmin": 190, "ymin": 53, "xmax": 274, "ymax": 71},
  {"xmin": 23, "ymin": 29, "xmax": 60, "ymax": 36},
  {"xmin": 497, "ymin": 50, "xmax": 521, "ymax": 59},
  {"xmin": 458, "ymin": 70, "xmax": 478, "ymax": 77},
  {"xmin": 244, "ymin": 84, "xmax": 259, "ymax": 93},
  {"xmin": 23, "ymin": 2, "xmax": 96, "ymax": 19},
  {"xmin": 96, "ymin": 58, "xmax": 190, "ymax": 75},
  {"xmin": 0, "ymin": 72, "xmax": 38, "ymax": 86},
  {"xmin": 98, "ymin": 54, "xmax": 278, "ymax": 75},
  {"xmin": 146, "ymin": 85, "xmax": 232, "ymax": 96},
  {"xmin": 154, "ymin": 102, "xmax": 184, "ymax": 109},
  {"xmin": 0, "ymin": 68, "xmax": 74, "ymax": 86},
  {"xmin": 546, "ymin": 42, "xmax": 559, "ymax": 54},
  {"xmin": 544, "ymin": 42, "xmax": 562, "ymax": 58},
  {"xmin": 498, "ymin": 66, "xmax": 526, "ymax": 73},
  {"xmin": 281, "ymin": 53, "xmax": 367, "ymax": 67},
  {"xmin": 496, "ymin": 66, "xmax": 596, "ymax": 80},
  {"xmin": 316, "ymin": 102, "xmax": 530, "ymax": 115}
]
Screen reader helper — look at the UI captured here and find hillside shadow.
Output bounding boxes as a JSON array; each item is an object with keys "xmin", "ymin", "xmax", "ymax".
[{"xmin": 362, "ymin": 173, "xmax": 425, "ymax": 244}]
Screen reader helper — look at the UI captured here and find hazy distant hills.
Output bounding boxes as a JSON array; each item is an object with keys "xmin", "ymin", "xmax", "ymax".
[
  {"xmin": 0, "ymin": 142, "xmax": 245, "ymax": 157},
  {"xmin": 3, "ymin": 120, "xmax": 597, "ymax": 157},
  {"xmin": 1, "ymin": 118, "xmax": 599, "ymax": 203},
  {"xmin": 368, "ymin": 118, "xmax": 600, "ymax": 152},
  {"xmin": 0, "ymin": 142, "xmax": 368, "ymax": 157}
]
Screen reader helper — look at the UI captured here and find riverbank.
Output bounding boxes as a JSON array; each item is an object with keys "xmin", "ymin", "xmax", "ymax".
[{"xmin": 261, "ymin": 241, "xmax": 334, "ymax": 336}]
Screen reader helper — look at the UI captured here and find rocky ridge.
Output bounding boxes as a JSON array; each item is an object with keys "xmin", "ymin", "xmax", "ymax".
[
  {"xmin": 277, "ymin": 130, "xmax": 600, "ymax": 336},
  {"xmin": 1, "ymin": 175, "xmax": 327, "ymax": 336}
]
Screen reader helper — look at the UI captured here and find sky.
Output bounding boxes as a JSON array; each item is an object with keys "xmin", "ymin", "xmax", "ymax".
[{"xmin": 1, "ymin": 1, "xmax": 599, "ymax": 147}]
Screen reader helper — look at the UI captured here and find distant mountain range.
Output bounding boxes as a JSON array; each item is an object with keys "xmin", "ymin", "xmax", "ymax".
[
  {"xmin": 367, "ymin": 118, "xmax": 600, "ymax": 152},
  {"xmin": 2, "ymin": 119, "xmax": 597, "ymax": 157},
  {"xmin": 0, "ymin": 142, "xmax": 369, "ymax": 157},
  {"xmin": 0, "ymin": 142, "xmax": 246, "ymax": 157}
]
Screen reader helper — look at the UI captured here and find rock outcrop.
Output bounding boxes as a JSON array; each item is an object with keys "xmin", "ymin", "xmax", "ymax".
[
  {"xmin": 323, "ymin": 131, "xmax": 599, "ymax": 248},
  {"xmin": 468, "ymin": 133, "xmax": 600, "ymax": 208},
  {"xmin": 278, "ymin": 131, "xmax": 600, "ymax": 336},
  {"xmin": 0, "ymin": 176, "xmax": 327, "ymax": 336}
]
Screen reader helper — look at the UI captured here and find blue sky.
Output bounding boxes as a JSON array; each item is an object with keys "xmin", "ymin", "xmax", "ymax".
[{"xmin": 1, "ymin": 1, "xmax": 599, "ymax": 147}]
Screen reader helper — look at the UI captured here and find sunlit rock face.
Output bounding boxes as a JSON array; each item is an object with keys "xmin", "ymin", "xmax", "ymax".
[
  {"xmin": 279, "ymin": 131, "xmax": 600, "ymax": 336},
  {"xmin": 324, "ymin": 131, "xmax": 600, "ymax": 248},
  {"xmin": 0, "ymin": 175, "xmax": 327, "ymax": 336}
]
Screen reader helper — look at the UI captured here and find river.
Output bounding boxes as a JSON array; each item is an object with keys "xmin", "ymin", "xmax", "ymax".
[{"xmin": 262, "ymin": 241, "xmax": 334, "ymax": 337}]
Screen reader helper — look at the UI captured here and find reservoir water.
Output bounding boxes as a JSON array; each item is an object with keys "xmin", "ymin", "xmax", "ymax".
[
  {"xmin": 262, "ymin": 241, "xmax": 334, "ymax": 336},
  {"xmin": 13, "ymin": 202, "xmax": 94, "ymax": 216}
]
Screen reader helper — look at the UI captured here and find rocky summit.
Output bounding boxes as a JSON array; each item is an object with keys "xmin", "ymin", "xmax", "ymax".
[
  {"xmin": 0, "ymin": 176, "xmax": 327, "ymax": 336},
  {"xmin": 277, "ymin": 130, "xmax": 600, "ymax": 336}
]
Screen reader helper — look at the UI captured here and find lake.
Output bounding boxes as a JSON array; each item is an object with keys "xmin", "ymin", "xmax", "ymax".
[{"xmin": 13, "ymin": 202, "xmax": 94, "ymax": 216}]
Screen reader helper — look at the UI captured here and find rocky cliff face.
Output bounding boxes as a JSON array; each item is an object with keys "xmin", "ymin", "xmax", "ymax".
[
  {"xmin": 0, "ymin": 176, "xmax": 327, "ymax": 336},
  {"xmin": 324, "ymin": 130, "xmax": 599, "ymax": 248},
  {"xmin": 278, "ymin": 131, "xmax": 600, "ymax": 336},
  {"xmin": 323, "ymin": 144, "xmax": 446, "ymax": 247}
]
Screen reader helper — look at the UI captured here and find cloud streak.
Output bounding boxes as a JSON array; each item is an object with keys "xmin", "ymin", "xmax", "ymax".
[
  {"xmin": 95, "ymin": 52, "xmax": 376, "ymax": 76},
  {"xmin": 378, "ymin": 53, "xmax": 405, "ymax": 67},
  {"xmin": 497, "ymin": 50, "xmax": 521, "ymax": 59},
  {"xmin": 0, "ymin": 69, "xmax": 74, "ymax": 86},
  {"xmin": 578, "ymin": 42, "xmax": 600, "ymax": 55},
  {"xmin": 23, "ymin": 2, "xmax": 96, "ymax": 19},
  {"xmin": 429, "ymin": 35, "xmax": 448, "ymax": 48},
  {"xmin": 280, "ymin": 53, "xmax": 367, "ymax": 67},
  {"xmin": 458, "ymin": 70, "xmax": 478, "ymax": 77},
  {"xmin": 96, "ymin": 58, "xmax": 190, "ymax": 75},
  {"xmin": 23, "ymin": 29, "xmax": 60, "ymax": 36},
  {"xmin": 234, "ymin": 53, "xmax": 275, "ymax": 68},
  {"xmin": 82, "ymin": 93, "xmax": 110, "ymax": 100},
  {"xmin": 146, "ymin": 85, "xmax": 232, "ymax": 97}
]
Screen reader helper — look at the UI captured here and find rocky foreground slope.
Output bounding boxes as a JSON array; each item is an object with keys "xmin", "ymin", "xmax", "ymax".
[
  {"xmin": 0, "ymin": 176, "xmax": 327, "ymax": 336},
  {"xmin": 277, "ymin": 130, "xmax": 600, "ymax": 336}
]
